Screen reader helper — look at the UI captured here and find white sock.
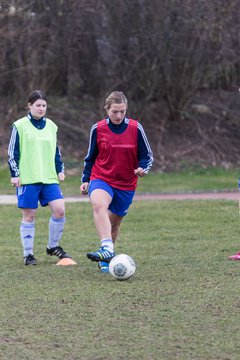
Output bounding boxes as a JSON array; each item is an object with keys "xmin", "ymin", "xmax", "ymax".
[
  {"xmin": 48, "ymin": 217, "xmax": 66, "ymax": 249},
  {"xmin": 101, "ymin": 238, "xmax": 114, "ymax": 252},
  {"xmin": 20, "ymin": 221, "xmax": 35, "ymax": 257}
]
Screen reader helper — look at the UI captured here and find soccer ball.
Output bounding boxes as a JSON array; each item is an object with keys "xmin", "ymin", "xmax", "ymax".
[{"xmin": 109, "ymin": 254, "xmax": 136, "ymax": 280}]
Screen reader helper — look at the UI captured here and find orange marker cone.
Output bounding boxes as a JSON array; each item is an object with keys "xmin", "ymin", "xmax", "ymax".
[{"xmin": 56, "ymin": 258, "xmax": 77, "ymax": 266}]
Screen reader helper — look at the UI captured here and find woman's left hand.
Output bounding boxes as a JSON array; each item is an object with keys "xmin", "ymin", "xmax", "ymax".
[
  {"xmin": 58, "ymin": 172, "xmax": 65, "ymax": 181},
  {"xmin": 134, "ymin": 167, "xmax": 146, "ymax": 177}
]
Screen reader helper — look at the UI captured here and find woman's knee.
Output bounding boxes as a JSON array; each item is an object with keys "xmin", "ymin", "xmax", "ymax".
[
  {"xmin": 52, "ymin": 207, "xmax": 65, "ymax": 219},
  {"xmin": 22, "ymin": 209, "xmax": 36, "ymax": 223},
  {"xmin": 111, "ymin": 222, "xmax": 121, "ymax": 233},
  {"xmin": 49, "ymin": 199, "xmax": 65, "ymax": 218},
  {"xmin": 92, "ymin": 202, "xmax": 107, "ymax": 215}
]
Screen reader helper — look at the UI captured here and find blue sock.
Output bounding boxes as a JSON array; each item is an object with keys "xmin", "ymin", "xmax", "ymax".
[
  {"xmin": 20, "ymin": 222, "xmax": 35, "ymax": 257},
  {"xmin": 48, "ymin": 217, "xmax": 66, "ymax": 249}
]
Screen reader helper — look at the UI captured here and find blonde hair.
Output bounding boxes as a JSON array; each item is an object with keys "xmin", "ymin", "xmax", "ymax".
[{"xmin": 104, "ymin": 91, "xmax": 128, "ymax": 111}]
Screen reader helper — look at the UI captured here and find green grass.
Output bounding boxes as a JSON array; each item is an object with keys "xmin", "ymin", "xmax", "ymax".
[
  {"xmin": 136, "ymin": 166, "xmax": 240, "ymax": 193},
  {"xmin": 1, "ymin": 200, "xmax": 240, "ymax": 359},
  {"xmin": 1, "ymin": 165, "xmax": 240, "ymax": 195}
]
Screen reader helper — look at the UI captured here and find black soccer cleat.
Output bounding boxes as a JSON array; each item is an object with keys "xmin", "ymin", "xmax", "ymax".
[
  {"xmin": 24, "ymin": 254, "xmax": 37, "ymax": 266},
  {"xmin": 46, "ymin": 246, "xmax": 71, "ymax": 259}
]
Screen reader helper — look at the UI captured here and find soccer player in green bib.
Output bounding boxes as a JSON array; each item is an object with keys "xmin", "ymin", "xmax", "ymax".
[{"xmin": 8, "ymin": 90, "xmax": 72, "ymax": 265}]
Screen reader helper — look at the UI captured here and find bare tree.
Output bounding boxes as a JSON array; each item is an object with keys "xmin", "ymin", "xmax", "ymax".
[{"xmin": 1, "ymin": 0, "xmax": 240, "ymax": 118}]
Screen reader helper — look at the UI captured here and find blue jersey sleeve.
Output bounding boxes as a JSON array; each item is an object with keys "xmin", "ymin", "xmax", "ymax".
[
  {"xmin": 81, "ymin": 124, "xmax": 98, "ymax": 183},
  {"xmin": 8, "ymin": 125, "xmax": 20, "ymax": 177},
  {"xmin": 55, "ymin": 145, "xmax": 65, "ymax": 174},
  {"xmin": 137, "ymin": 123, "xmax": 154, "ymax": 173}
]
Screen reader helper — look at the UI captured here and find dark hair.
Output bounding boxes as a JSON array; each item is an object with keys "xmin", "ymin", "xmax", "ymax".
[{"xmin": 28, "ymin": 90, "xmax": 47, "ymax": 105}]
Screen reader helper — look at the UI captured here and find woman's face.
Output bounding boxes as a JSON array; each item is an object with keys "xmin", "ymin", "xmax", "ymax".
[
  {"xmin": 28, "ymin": 99, "xmax": 47, "ymax": 119},
  {"xmin": 107, "ymin": 103, "xmax": 127, "ymax": 125}
]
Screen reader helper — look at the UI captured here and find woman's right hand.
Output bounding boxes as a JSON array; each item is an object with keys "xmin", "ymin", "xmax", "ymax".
[
  {"xmin": 80, "ymin": 182, "xmax": 89, "ymax": 195},
  {"xmin": 11, "ymin": 177, "xmax": 21, "ymax": 187}
]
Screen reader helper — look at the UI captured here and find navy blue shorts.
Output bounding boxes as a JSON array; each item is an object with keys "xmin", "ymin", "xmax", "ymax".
[
  {"xmin": 88, "ymin": 179, "xmax": 135, "ymax": 217},
  {"xmin": 16, "ymin": 183, "xmax": 63, "ymax": 209}
]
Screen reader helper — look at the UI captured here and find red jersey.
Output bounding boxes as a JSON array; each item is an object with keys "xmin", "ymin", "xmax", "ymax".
[{"xmin": 90, "ymin": 118, "xmax": 138, "ymax": 190}]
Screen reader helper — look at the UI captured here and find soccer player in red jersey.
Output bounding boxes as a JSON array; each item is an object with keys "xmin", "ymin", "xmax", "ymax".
[{"xmin": 80, "ymin": 91, "xmax": 153, "ymax": 272}]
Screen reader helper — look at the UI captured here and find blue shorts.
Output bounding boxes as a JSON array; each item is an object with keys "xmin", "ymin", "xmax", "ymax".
[
  {"xmin": 16, "ymin": 183, "xmax": 63, "ymax": 209},
  {"xmin": 88, "ymin": 179, "xmax": 135, "ymax": 217}
]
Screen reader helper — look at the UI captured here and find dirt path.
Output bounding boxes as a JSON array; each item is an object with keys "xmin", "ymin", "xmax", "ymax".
[{"xmin": 0, "ymin": 191, "xmax": 239, "ymax": 205}]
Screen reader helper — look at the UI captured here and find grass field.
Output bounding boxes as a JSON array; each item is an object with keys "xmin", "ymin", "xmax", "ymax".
[
  {"xmin": 1, "ymin": 199, "xmax": 240, "ymax": 359},
  {"xmin": 1, "ymin": 165, "xmax": 240, "ymax": 195}
]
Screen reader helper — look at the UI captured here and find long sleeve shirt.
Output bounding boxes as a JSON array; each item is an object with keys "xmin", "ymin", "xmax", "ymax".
[
  {"xmin": 82, "ymin": 117, "xmax": 153, "ymax": 183},
  {"xmin": 8, "ymin": 113, "xmax": 64, "ymax": 177}
]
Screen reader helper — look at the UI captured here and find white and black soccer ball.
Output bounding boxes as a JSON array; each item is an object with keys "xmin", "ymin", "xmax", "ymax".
[{"xmin": 109, "ymin": 254, "xmax": 136, "ymax": 280}]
